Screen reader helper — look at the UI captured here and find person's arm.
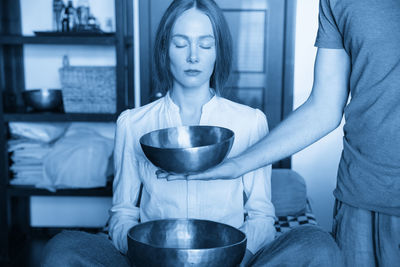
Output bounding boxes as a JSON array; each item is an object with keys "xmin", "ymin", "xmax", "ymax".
[
  {"xmin": 187, "ymin": 48, "xmax": 350, "ymax": 180},
  {"xmin": 239, "ymin": 110, "xmax": 276, "ymax": 265},
  {"xmin": 108, "ymin": 111, "xmax": 142, "ymax": 254}
]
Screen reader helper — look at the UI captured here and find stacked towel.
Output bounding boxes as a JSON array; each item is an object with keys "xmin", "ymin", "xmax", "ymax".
[{"xmin": 8, "ymin": 138, "xmax": 51, "ymax": 186}]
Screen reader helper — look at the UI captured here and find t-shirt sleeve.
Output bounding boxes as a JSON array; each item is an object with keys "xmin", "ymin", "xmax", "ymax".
[{"xmin": 315, "ymin": 0, "xmax": 344, "ymax": 48}]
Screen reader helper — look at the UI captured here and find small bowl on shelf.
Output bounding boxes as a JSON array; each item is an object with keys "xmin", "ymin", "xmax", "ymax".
[{"xmin": 22, "ymin": 89, "xmax": 63, "ymax": 112}]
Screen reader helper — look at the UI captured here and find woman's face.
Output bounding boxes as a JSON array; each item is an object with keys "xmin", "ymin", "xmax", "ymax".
[{"xmin": 169, "ymin": 8, "xmax": 216, "ymax": 90}]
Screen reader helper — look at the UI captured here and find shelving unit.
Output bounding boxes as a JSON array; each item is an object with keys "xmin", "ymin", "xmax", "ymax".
[
  {"xmin": 4, "ymin": 112, "xmax": 118, "ymax": 122},
  {"xmin": 0, "ymin": 34, "xmax": 119, "ymax": 45},
  {"xmin": 0, "ymin": 0, "xmax": 133, "ymax": 263},
  {"xmin": 8, "ymin": 183, "xmax": 113, "ymax": 197}
]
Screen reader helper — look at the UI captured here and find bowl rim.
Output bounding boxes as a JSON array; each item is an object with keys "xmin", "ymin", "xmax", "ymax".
[
  {"xmin": 127, "ymin": 218, "xmax": 247, "ymax": 251},
  {"xmin": 23, "ymin": 89, "xmax": 62, "ymax": 94},
  {"xmin": 139, "ymin": 125, "xmax": 235, "ymax": 151}
]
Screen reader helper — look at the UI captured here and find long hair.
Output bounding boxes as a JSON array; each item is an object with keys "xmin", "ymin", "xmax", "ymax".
[{"xmin": 153, "ymin": 0, "xmax": 232, "ymax": 95}]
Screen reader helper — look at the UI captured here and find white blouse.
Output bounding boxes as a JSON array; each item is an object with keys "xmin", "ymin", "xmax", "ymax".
[{"xmin": 109, "ymin": 92, "xmax": 276, "ymax": 254}]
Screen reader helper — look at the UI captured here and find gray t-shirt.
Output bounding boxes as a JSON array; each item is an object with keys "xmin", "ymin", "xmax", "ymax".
[{"xmin": 315, "ymin": 0, "xmax": 400, "ymax": 216}]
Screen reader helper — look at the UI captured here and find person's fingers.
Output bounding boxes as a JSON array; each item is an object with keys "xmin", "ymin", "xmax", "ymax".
[
  {"xmin": 166, "ymin": 174, "xmax": 187, "ymax": 181},
  {"xmin": 155, "ymin": 169, "xmax": 187, "ymax": 181},
  {"xmin": 156, "ymin": 169, "xmax": 169, "ymax": 179}
]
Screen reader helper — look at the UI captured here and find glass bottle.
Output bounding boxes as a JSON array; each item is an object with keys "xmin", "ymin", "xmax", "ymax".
[
  {"xmin": 76, "ymin": 0, "xmax": 90, "ymax": 31},
  {"xmin": 53, "ymin": 0, "xmax": 64, "ymax": 32},
  {"xmin": 61, "ymin": 0, "xmax": 78, "ymax": 32}
]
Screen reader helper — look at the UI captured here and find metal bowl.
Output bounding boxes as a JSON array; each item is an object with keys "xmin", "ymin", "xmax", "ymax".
[
  {"xmin": 127, "ymin": 219, "xmax": 247, "ymax": 267},
  {"xmin": 139, "ymin": 126, "xmax": 234, "ymax": 174},
  {"xmin": 22, "ymin": 89, "xmax": 63, "ymax": 111}
]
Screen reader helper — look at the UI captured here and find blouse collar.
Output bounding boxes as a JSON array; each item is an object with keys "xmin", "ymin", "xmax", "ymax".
[{"xmin": 164, "ymin": 90, "xmax": 218, "ymax": 114}]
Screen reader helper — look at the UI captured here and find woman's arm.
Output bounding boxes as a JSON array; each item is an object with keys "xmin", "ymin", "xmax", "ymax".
[
  {"xmin": 187, "ymin": 48, "xmax": 351, "ymax": 180},
  {"xmin": 108, "ymin": 111, "xmax": 142, "ymax": 254},
  {"xmin": 239, "ymin": 110, "xmax": 276, "ymax": 258}
]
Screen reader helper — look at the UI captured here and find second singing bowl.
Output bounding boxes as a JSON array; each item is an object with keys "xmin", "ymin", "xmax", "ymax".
[
  {"xmin": 22, "ymin": 89, "xmax": 63, "ymax": 111},
  {"xmin": 127, "ymin": 219, "xmax": 247, "ymax": 267},
  {"xmin": 139, "ymin": 126, "xmax": 234, "ymax": 174}
]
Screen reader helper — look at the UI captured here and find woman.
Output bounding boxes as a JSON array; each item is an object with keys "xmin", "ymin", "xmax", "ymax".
[
  {"xmin": 42, "ymin": 1, "xmax": 340, "ymax": 266},
  {"xmin": 110, "ymin": 1, "xmax": 275, "ymax": 266}
]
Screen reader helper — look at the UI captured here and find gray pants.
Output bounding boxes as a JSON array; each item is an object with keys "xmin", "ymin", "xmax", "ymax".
[
  {"xmin": 41, "ymin": 225, "xmax": 342, "ymax": 267},
  {"xmin": 332, "ymin": 200, "xmax": 400, "ymax": 267}
]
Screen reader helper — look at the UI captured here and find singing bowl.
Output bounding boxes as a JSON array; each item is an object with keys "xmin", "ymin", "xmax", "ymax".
[
  {"xmin": 139, "ymin": 126, "xmax": 234, "ymax": 174},
  {"xmin": 22, "ymin": 89, "xmax": 63, "ymax": 111},
  {"xmin": 127, "ymin": 219, "xmax": 247, "ymax": 267}
]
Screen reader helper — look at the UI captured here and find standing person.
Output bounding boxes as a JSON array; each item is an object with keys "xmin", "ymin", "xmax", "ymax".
[{"xmin": 186, "ymin": 0, "xmax": 400, "ymax": 266}]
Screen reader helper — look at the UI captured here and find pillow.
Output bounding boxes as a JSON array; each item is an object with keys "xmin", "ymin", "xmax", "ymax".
[
  {"xmin": 9, "ymin": 122, "xmax": 69, "ymax": 143},
  {"xmin": 39, "ymin": 129, "xmax": 114, "ymax": 192},
  {"xmin": 271, "ymin": 169, "xmax": 307, "ymax": 217}
]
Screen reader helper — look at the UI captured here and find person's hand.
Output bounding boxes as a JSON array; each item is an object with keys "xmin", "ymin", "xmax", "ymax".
[
  {"xmin": 155, "ymin": 158, "xmax": 242, "ymax": 181},
  {"xmin": 155, "ymin": 169, "xmax": 187, "ymax": 181},
  {"xmin": 186, "ymin": 158, "xmax": 242, "ymax": 181}
]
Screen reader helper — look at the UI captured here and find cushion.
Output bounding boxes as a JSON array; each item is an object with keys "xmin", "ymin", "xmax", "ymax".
[
  {"xmin": 271, "ymin": 169, "xmax": 307, "ymax": 217},
  {"xmin": 274, "ymin": 212, "xmax": 317, "ymax": 235}
]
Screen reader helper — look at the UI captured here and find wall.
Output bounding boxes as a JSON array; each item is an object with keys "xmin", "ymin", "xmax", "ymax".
[{"xmin": 291, "ymin": 0, "xmax": 344, "ymax": 231}]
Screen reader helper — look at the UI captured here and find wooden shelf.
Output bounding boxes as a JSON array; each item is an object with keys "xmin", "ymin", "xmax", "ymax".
[
  {"xmin": 4, "ymin": 112, "xmax": 118, "ymax": 122},
  {"xmin": 0, "ymin": 0, "xmax": 134, "ymax": 261},
  {"xmin": 0, "ymin": 35, "xmax": 117, "ymax": 45},
  {"xmin": 7, "ymin": 183, "xmax": 112, "ymax": 197}
]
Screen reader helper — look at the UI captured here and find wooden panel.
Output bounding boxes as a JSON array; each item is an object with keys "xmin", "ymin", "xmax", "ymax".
[
  {"xmin": 224, "ymin": 10, "xmax": 266, "ymax": 73},
  {"xmin": 8, "ymin": 184, "xmax": 112, "ymax": 197},
  {"xmin": 221, "ymin": 1, "xmax": 286, "ymax": 130},
  {"xmin": 138, "ymin": 0, "xmax": 151, "ymax": 104},
  {"xmin": 1, "ymin": 0, "xmax": 25, "ymax": 110},
  {"xmin": 4, "ymin": 113, "xmax": 117, "ymax": 122},
  {"xmin": 217, "ymin": 0, "xmax": 269, "ymax": 9},
  {"xmin": 0, "ymin": 1, "xmax": 8, "ymax": 261},
  {"xmin": 0, "ymin": 35, "xmax": 117, "ymax": 45},
  {"xmin": 222, "ymin": 8, "xmax": 267, "ymax": 112},
  {"xmin": 223, "ymin": 87, "xmax": 264, "ymax": 110},
  {"xmin": 125, "ymin": 0, "xmax": 135, "ymax": 109},
  {"xmin": 115, "ymin": 0, "xmax": 126, "ymax": 113},
  {"xmin": 0, "ymin": 0, "xmax": 23, "ymax": 261},
  {"xmin": 263, "ymin": 0, "xmax": 285, "ymax": 130}
]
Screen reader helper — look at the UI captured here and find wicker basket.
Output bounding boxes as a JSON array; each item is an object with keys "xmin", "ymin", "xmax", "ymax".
[{"xmin": 59, "ymin": 58, "xmax": 116, "ymax": 113}]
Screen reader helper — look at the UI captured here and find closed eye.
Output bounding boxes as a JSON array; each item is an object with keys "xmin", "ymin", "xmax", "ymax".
[
  {"xmin": 175, "ymin": 44, "xmax": 187, "ymax": 48},
  {"xmin": 171, "ymin": 36, "xmax": 188, "ymax": 48},
  {"xmin": 199, "ymin": 38, "xmax": 215, "ymax": 49},
  {"xmin": 199, "ymin": 44, "xmax": 213, "ymax": 49}
]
